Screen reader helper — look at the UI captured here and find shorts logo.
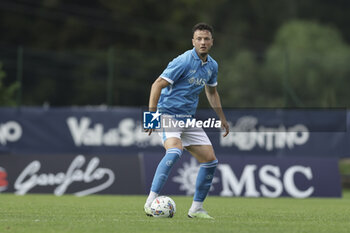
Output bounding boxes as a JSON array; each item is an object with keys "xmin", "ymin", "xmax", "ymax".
[{"xmin": 143, "ymin": 110, "xmax": 161, "ymax": 129}]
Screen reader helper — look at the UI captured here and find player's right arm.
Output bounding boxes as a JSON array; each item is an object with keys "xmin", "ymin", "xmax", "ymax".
[{"xmin": 146, "ymin": 77, "xmax": 170, "ymax": 135}]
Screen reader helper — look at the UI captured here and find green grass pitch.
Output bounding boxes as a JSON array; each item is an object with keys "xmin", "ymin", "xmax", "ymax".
[{"xmin": 1, "ymin": 191, "xmax": 350, "ymax": 233}]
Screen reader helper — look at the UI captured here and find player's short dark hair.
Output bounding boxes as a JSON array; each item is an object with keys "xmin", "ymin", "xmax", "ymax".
[{"xmin": 192, "ymin": 23, "xmax": 213, "ymax": 37}]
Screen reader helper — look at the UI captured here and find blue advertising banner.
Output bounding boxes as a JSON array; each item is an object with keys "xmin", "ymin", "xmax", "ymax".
[
  {"xmin": 0, "ymin": 153, "xmax": 144, "ymax": 195},
  {"xmin": 0, "ymin": 107, "xmax": 345, "ymax": 197},
  {"xmin": 197, "ymin": 108, "xmax": 348, "ymax": 157},
  {"xmin": 0, "ymin": 107, "xmax": 348, "ymax": 157},
  {"xmin": 143, "ymin": 153, "xmax": 342, "ymax": 198},
  {"xmin": 0, "ymin": 107, "xmax": 163, "ymax": 155}
]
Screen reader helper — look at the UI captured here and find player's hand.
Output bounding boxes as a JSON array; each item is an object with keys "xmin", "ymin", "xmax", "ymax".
[
  {"xmin": 144, "ymin": 128, "xmax": 154, "ymax": 136},
  {"xmin": 221, "ymin": 120, "xmax": 229, "ymax": 137}
]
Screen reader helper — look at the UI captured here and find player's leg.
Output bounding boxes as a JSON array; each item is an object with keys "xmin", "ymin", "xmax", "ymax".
[
  {"xmin": 144, "ymin": 137, "xmax": 183, "ymax": 216},
  {"xmin": 185, "ymin": 144, "xmax": 217, "ymax": 219},
  {"xmin": 150, "ymin": 137, "xmax": 183, "ymax": 194}
]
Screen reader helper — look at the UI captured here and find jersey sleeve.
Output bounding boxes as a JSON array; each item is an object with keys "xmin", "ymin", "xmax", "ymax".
[
  {"xmin": 159, "ymin": 56, "xmax": 187, "ymax": 85},
  {"xmin": 206, "ymin": 62, "xmax": 218, "ymax": 87}
]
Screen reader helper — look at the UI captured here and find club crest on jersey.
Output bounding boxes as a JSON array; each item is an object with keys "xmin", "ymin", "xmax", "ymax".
[{"xmin": 188, "ymin": 77, "xmax": 206, "ymax": 86}]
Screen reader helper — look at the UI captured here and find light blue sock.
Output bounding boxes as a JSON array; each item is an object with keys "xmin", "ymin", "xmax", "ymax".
[
  {"xmin": 194, "ymin": 160, "xmax": 218, "ymax": 202},
  {"xmin": 151, "ymin": 148, "xmax": 183, "ymax": 194}
]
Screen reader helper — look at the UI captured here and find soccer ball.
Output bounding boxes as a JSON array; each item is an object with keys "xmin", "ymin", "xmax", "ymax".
[{"xmin": 150, "ymin": 196, "xmax": 176, "ymax": 218}]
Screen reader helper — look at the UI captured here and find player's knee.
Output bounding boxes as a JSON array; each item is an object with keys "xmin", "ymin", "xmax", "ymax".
[
  {"xmin": 164, "ymin": 137, "xmax": 183, "ymax": 150},
  {"xmin": 209, "ymin": 158, "xmax": 218, "ymax": 166},
  {"xmin": 205, "ymin": 153, "xmax": 217, "ymax": 163}
]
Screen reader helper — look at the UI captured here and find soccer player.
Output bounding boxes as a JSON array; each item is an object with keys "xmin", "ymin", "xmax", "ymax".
[{"xmin": 144, "ymin": 22, "xmax": 229, "ymax": 219}]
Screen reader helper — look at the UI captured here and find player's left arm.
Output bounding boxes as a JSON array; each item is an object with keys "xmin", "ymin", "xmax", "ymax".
[{"xmin": 205, "ymin": 85, "xmax": 229, "ymax": 137}]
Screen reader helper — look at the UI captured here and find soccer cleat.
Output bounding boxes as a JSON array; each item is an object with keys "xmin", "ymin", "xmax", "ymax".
[
  {"xmin": 144, "ymin": 203, "xmax": 153, "ymax": 217},
  {"xmin": 188, "ymin": 208, "xmax": 214, "ymax": 219}
]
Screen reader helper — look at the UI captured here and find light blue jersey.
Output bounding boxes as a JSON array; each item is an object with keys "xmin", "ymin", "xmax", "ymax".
[{"xmin": 158, "ymin": 47, "xmax": 218, "ymax": 116}]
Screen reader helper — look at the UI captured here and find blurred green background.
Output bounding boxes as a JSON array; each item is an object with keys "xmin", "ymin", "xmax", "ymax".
[{"xmin": 1, "ymin": 0, "xmax": 350, "ymax": 108}]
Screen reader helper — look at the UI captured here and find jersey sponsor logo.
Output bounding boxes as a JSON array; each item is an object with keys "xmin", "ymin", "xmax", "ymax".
[
  {"xmin": 188, "ymin": 77, "xmax": 206, "ymax": 86},
  {"xmin": 0, "ymin": 121, "xmax": 22, "ymax": 145}
]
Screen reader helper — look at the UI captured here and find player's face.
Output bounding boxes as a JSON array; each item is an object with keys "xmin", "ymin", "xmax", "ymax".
[{"xmin": 192, "ymin": 30, "xmax": 213, "ymax": 59}]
